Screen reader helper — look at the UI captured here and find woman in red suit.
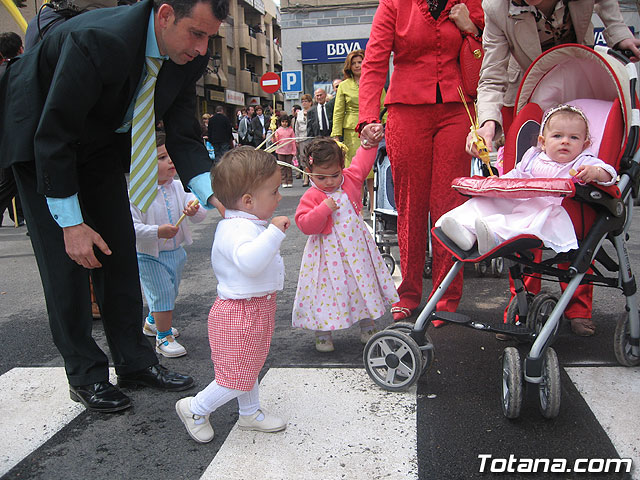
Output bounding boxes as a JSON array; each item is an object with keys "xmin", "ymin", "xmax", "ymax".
[{"xmin": 359, "ymin": 0, "xmax": 484, "ymax": 322}]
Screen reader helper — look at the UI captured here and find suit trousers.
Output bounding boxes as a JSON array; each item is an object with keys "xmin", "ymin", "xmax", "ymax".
[
  {"xmin": 386, "ymin": 103, "xmax": 470, "ymax": 312},
  {"xmin": 13, "ymin": 158, "xmax": 158, "ymax": 387}
]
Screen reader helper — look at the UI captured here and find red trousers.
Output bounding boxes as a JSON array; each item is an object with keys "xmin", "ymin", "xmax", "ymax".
[{"xmin": 386, "ymin": 103, "xmax": 470, "ymax": 312}]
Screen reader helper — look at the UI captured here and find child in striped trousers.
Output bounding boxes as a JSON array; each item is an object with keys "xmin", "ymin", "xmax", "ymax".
[{"xmin": 130, "ymin": 132, "xmax": 206, "ymax": 358}]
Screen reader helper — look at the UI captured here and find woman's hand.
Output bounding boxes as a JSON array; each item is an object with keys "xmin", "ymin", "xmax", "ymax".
[
  {"xmin": 615, "ymin": 38, "xmax": 640, "ymax": 62},
  {"xmin": 466, "ymin": 121, "xmax": 495, "ymax": 157},
  {"xmin": 360, "ymin": 123, "xmax": 383, "ymax": 149},
  {"xmin": 449, "ymin": 4, "xmax": 478, "ymax": 35}
]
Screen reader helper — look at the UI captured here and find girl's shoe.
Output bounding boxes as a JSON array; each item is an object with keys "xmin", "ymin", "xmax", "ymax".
[
  {"xmin": 143, "ymin": 316, "xmax": 179, "ymax": 338},
  {"xmin": 175, "ymin": 397, "xmax": 214, "ymax": 444},
  {"xmin": 238, "ymin": 409, "xmax": 286, "ymax": 432},
  {"xmin": 360, "ymin": 327, "xmax": 379, "ymax": 344},
  {"xmin": 475, "ymin": 218, "xmax": 497, "ymax": 255},
  {"xmin": 391, "ymin": 306, "xmax": 413, "ymax": 322},
  {"xmin": 156, "ymin": 335, "xmax": 187, "ymax": 358},
  {"xmin": 315, "ymin": 334, "xmax": 334, "ymax": 352},
  {"xmin": 441, "ymin": 216, "xmax": 476, "ymax": 251}
]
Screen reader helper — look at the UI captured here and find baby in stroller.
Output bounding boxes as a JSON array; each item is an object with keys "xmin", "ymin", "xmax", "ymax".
[{"xmin": 437, "ymin": 105, "xmax": 616, "ymax": 257}]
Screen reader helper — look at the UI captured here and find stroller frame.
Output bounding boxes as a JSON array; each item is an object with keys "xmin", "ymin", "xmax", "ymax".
[{"xmin": 363, "ymin": 45, "xmax": 640, "ymax": 419}]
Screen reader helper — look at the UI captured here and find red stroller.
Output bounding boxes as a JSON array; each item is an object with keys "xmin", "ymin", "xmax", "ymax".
[{"xmin": 363, "ymin": 44, "xmax": 640, "ymax": 419}]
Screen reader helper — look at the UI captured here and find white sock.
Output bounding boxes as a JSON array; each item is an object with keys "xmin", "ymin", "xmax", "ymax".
[{"xmin": 191, "ymin": 380, "xmax": 243, "ymax": 417}]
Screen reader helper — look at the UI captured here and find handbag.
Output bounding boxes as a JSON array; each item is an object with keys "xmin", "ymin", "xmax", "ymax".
[{"xmin": 459, "ymin": 33, "xmax": 484, "ymax": 98}]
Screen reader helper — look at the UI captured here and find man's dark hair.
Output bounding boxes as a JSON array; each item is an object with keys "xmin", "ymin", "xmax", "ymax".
[
  {"xmin": 292, "ymin": 104, "xmax": 301, "ymax": 111},
  {"xmin": 0, "ymin": 32, "xmax": 23, "ymax": 59},
  {"xmin": 153, "ymin": 0, "xmax": 229, "ymax": 21},
  {"xmin": 215, "ymin": 105, "xmax": 224, "ymax": 114}
]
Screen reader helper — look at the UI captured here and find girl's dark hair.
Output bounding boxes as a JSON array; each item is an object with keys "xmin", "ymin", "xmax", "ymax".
[
  {"xmin": 305, "ymin": 137, "xmax": 345, "ymax": 170},
  {"xmin": 277, "ymin": 113, "xmax": 290, "ymax": 127}
]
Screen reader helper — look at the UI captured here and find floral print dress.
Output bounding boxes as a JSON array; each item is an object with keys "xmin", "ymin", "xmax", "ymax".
[{"xmin": 292, "ymin": 187, "xmax": 399, "ymax": 332}]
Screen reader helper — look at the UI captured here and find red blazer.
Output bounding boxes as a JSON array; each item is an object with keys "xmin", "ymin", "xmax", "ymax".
[
  {"xmin": 295, "ymin": 147, "xmax": 377, "ymax": 235},
  {"xmin": 359, "ymin": 0, "xmax": 484, "ymax": 126}
]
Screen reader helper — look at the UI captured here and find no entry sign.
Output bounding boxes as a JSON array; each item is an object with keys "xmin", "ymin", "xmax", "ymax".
[{"xmin": 260, "ymin": 72, "xmax": 281, "ymax": 94}]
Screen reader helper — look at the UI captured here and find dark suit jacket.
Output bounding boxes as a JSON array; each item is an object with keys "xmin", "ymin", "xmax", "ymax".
[
  {"xmin": 207, "ymin": 113, "xmax": 233, "ymax": 144},
  {"xmin": 0, "ymin": 0, "xmax": 211, "ymax": 199},
  {"xmin": 250, "ymin": 114, "xmax": 269, "ymax": 147},
  {"xmin": 306, "ymin": 103, "xmax": 333, "ymax": 137}
]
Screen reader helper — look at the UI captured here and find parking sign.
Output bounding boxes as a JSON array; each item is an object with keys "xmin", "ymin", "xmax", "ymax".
[{"xmin": 281, "ymin": 70, "xmax": 303, "ymax": 93}]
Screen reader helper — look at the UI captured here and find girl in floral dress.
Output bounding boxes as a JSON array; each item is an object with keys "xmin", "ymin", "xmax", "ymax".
[{"xmin": 292, "ymin": 128, "xmax": 399, "ymax": 352}]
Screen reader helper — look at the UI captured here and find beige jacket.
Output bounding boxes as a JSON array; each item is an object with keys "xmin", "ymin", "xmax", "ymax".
[{"xmin": 477, "ymin": 0, "xmax": 633, "ymax": 136}]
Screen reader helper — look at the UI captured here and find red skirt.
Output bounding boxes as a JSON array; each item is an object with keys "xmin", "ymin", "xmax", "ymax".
[{"xmin": 208, "ymin": 294, "xmax": 277, "ymax": 391}]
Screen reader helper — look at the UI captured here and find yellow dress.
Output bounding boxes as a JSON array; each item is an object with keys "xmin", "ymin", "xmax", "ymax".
[{"xmin": 330, "ymin": 78, "xmax": 386, "ymax": 177}]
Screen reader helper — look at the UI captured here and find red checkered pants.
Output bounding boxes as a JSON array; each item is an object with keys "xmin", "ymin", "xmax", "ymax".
[{"xmin": 208, "ymin": 294, "xmax": 277, "ymax": 391}]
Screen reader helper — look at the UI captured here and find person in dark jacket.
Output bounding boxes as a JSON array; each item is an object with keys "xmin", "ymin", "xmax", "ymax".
[{"xmin": 207, "ymin": 105, "xmax": 234, "ymax": 162}]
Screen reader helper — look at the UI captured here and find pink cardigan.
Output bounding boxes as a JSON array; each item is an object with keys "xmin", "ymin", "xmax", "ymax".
[{"xmin": 295, "ymin": 146, "xmax": 377, "ymax": 235}]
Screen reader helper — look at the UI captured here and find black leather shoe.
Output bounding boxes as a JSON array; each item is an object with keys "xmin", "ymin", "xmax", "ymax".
[
  {"xmin": 117, "ymin": 364, "xmax": 194, "ymax": 392},
  {"xmin": 69, "ymin": 381, "xmax": 131, "ymax": 413}
]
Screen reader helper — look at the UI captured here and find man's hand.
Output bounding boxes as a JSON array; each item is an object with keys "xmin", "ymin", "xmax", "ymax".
[{"xmin": 62, "ymin": 223, "xmax": 111, "ymax": 269}]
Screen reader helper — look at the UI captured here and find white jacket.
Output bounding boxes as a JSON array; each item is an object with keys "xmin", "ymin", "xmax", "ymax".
[
  {"xmin": 130, "ymin": 178, "xmax": 206, "ymax": 257},
  {"xmin": 211, "ymin": 210, "xmax": 285, "ymax": 299}
]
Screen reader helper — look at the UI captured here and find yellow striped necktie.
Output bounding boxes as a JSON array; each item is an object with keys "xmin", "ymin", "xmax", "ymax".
[{"xmin": 129, "ymin": 57, "xmax": 163, "ymax": 212}]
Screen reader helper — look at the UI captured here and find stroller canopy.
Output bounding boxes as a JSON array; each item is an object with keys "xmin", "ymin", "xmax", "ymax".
[{"xmin": 515, "ymin": 44, "xmax": 633, "ymax": 152}]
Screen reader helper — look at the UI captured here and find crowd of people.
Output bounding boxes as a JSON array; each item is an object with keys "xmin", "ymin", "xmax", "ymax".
[{"xmin": 1, "ymin": 0, "xmax": 639, "ymax": 447}]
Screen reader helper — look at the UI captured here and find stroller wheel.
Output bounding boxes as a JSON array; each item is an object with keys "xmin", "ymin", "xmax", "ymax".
[
  {"xmin": 423, "ymin": 255, "xmax": 432, "ymax": 278},
  {"xmin": 363, "ymin": 330, "xmax": 423, "ymax": 391},
  {"xmin": 476, "ymin": 261, "xmax": 489, "ymax": 277},
  {"xmin": 501, "ymin": 347, "xmax": 523, "ymax": 419},
  {"xmin": 386, "ymin": 323, "xmax": 435, "ymax": 375},
  {"xmin": 538, "ymin": 347, "xmax": 561, "ymax": 419},
  {"xmin": 614, "ymin": 312, "xmax": 640, "ymax": 366},
  {"xmin": 527, "ymin": 292, "xmax": 560, "ymax": 341},
  {"xmin": 491, "ymin": 257, "xmax": 505, "ymax": 277},
  {"xmin": 382, "ymin": 253, "xmax": 395, "ymax": 275}
]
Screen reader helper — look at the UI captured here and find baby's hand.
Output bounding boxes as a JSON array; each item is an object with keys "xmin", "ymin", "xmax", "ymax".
[
  {"xmin": 324, "ymin": 197, "xmax": 339, "ymax": 211},
  {"xmin": 183, "ymin": 200, "xmax": 200, "ymax": 217},
  {"xmin": 271, "ymin": 216, "xmax": 291, "ymax": 232},
  {"xmin": 158, "ymin": 224, "xmax": 179, "ymax": 239},
  {"xmin": 574, "ymin": 165, "xmax": 612, "ymax": 184},
  {"xmin": 360, "ymin": 123, "xmax": 383, "ymax": 149}
]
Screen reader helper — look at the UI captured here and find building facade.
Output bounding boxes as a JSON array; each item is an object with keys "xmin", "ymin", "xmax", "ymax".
[
  {"xmin": 280, "ymin": 0, "xmax": 379, "ymax": 109},
  {"xmin": 1, "ymin": 0, "xmax": 283, "ymax": 125}
]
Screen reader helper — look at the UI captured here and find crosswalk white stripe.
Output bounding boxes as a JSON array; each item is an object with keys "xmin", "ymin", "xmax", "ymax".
[
  {"xmin": 0, "ymin": 367, "xmax": 117, "ymax": 476},
  {"xmin": 566, "ymin": 366, "xmax": 640, "ymax": 479},
  {"xmin": 201, "ymin": 368, "xmax": 418, "ymax": 480}
]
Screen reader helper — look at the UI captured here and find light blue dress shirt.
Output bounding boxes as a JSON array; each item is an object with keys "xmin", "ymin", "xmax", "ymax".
[{"xmin": 47, "ymin": 12, "xmax": 214, "ymax": 228}]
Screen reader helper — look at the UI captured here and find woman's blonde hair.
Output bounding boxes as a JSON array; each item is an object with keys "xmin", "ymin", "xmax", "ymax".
[
  {"xmin": 301, "ymin": 93, "xmax": 313, "ymax": 103},
  {"xmin": 211, "ymin": 146, "xmax": 278, "ymax": 208},
  {"xmin": 343, "ymin": 49, "xmax": 365, "ymax": 80}
]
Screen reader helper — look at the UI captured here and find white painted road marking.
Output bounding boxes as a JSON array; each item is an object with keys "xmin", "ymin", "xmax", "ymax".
[
  {"xmin": 202, "ymin": 368, "xmax": 418, "ymax": 480},
  {"xmin": 566, "ymin": 366, "xmax": 640, "ymax": 479},
  {"xmin": 0, "ymin": 368, "xmax": 85, "ymax": 476}
]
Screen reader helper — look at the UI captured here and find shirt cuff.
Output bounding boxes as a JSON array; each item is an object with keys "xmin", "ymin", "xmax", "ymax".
[
  {"xmin": 46, "ymin": 194, "xmax": 84, "ymax": 227},
  {"xmin": 188, "ymin": 172, "xmax": 215, "ymax": 209}
]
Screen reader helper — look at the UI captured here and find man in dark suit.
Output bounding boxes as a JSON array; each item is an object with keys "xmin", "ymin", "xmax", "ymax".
[
  {"xmin": 306, "ymin": 88, "xmax": 332, "ymax": 138},
  {"xmin": 0, "ymin": 0, "xmax": 229, "ymax": 413},
  {"xmin": 207, "ymin": 105, "xmax": 233, "ymax": 162},
  {"xmin": 250, "ymin": 105, "xmax": 269, "ymax": 147}
]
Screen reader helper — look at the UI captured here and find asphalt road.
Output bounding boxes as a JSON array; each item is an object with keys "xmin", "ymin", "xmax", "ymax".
[{"xmin": 1, "ymin": 182, "xmax": 638, "ymax": 480}]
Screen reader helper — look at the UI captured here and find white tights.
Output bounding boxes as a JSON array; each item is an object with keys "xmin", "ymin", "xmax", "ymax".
[{"xmin": 190, "ymin": 379, "xmax": 260, "ymax": 417}]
